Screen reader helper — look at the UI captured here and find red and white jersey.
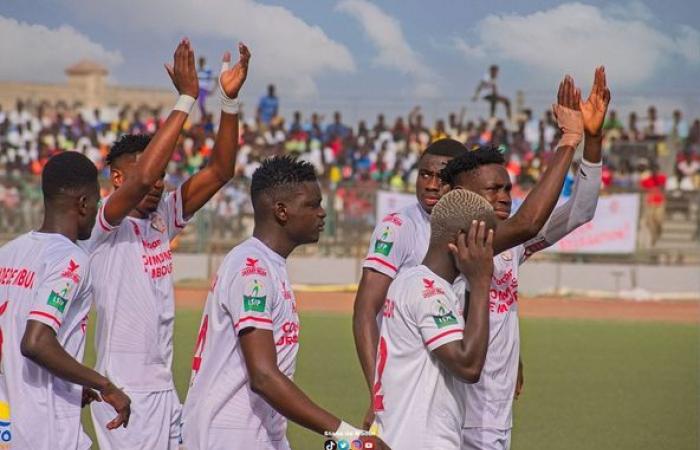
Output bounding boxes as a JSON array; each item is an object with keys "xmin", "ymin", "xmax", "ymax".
[
  {"xmin": 373, "ymin": 265, "xmax": 465, "ymax": 450},
  {"xmin": 362, "ymin": 202, "xmax": 430, "ymax": 279},
  {"xmin": 182, "ymin": 237, "xmax": 299, "ymax": 450},
  {"xmin": 0, "ymin": 232, "xmax": 92, "ymax": 449},
  {"xmin": 455, "ymin": 246, "xmax": 525, "ymax": 430},
  {"xmin": 78, "ymin": 186, "xmax": 190, "ymax": 392}
]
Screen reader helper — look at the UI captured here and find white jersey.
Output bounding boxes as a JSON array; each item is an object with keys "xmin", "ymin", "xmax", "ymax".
[
  {"xmin": 457, "ymin": 159, "xmax": 602, "ymax": 430},
  {"xmin": 362, "ymin": 202, "xmax": 430, "ymax": 279},
  {"xmin": 78, "ymin": 186, "xmax": 190, "ymax": 392},
  {"xmin": 373, "ymin": 265, "xmax": 465, "ymax": 450},
  {"xmin": 182, "ymin": 237, "xmax": 299, "ymax": 450},
  {"xmin": 0, "ymin": 232, "xmax": 92, "ymax": 449}
]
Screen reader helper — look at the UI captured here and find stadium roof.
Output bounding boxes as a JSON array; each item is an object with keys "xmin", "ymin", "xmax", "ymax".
[{"xmin": 65, "ymin": 60, "xmax": 108, "ymax": 76}]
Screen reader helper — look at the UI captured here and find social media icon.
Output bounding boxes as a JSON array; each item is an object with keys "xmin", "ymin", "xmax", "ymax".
[
  {"xmin": 338, "ymin": 440, "xmax": 350, "ymax": 450},
  {"xmin": 352, "ymin": 439, "xmax": 362, "ymax": 449},
  {"xmin": 364, "ymin": 441, "xmax": 375, "ymax": 449},
  {"xmin": 324, "ymin": 440, "xmax": 337, "ymax": 450}
]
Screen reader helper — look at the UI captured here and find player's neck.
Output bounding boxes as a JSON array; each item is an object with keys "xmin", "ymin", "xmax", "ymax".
[
  {"xmin": 252, "ymin": 227, "xmax": 295, "ymax": 259},
  {"xmin": 38, "ymin": 212, "xmax": 78, "ymax": 242},
  {"xmin": 422, "ymin": 246, "xmax": 459, "ymax": 284}
]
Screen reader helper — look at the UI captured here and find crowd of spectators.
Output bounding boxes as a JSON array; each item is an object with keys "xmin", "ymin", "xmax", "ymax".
[{"xmin": 1, "ymin": 89, "xmax": 699, "ymax": 237}]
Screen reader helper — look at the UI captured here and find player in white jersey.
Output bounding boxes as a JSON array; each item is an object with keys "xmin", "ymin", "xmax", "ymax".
[
  {"xmin": 373, "ymin": 189, "xmax": 497, "ymax": 449},
  {"xmin": 80, "ymin": 40, "xmax": 251, "ymax": 449},
  {"xmin": 182, "ymin": 156, "xmax": 389, "ymax": 450},
  {"xmin": 0, "ymin": 152, "xmax": 130, "ymax": 449},
  {"xmin": 354, "ymin": 138, "xmax": 468, "ymax": 427},
  {"xmin": 440, "ymin": 68, "xmax": 611, "ymax": 449}
]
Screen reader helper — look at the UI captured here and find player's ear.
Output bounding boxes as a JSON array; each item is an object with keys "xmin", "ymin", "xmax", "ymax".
[
  {"xmin": 274, "ymin": 201, "xmax": 288, "ymax": 224},
  {"xmin": 77, "ymin": 194, "xmax": 89, "ymax": 216},
  {"xmin": 110, "ymin": 167, "xmax": 123, "ymax": 188}
]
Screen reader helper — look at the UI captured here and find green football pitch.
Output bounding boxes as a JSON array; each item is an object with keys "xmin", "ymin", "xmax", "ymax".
[{"xmin": 81, "ymin": 310, "xmax": 699, "ymax": 450}]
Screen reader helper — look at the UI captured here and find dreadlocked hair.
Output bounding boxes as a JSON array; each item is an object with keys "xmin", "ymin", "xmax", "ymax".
[{"xmin": 430, "ymin": 189, "xmax": 496, "ymax": 245}]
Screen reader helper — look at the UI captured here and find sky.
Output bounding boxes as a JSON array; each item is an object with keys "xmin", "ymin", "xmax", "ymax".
[{"xmin": 1, "ymin": 0, "xmax": 698, "ymax": 122}]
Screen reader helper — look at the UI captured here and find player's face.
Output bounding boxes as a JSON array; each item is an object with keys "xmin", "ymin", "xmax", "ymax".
[
  {"xmin": 285, "ymin": 181, "xmax": 326, "ymax": 245},
  {"xmin": 77, "ymin": 182, "xmax": 100, "ymax": 240},
  {"xmin": 111, "ymin": 152, "xmax": 165, "ymax": 215},
  {"xmin": 415, "ymin": 154, "xmax": 452, "ymax": 214},
  {"xmin": 454, "ymin": 164, "xmax": 512, "ymax": 221}
]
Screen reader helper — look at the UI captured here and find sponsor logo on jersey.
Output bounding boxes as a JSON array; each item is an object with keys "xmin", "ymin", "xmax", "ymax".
[
  {"xmin": 60, "ymin": 259, "xmax": 81, "ymax": 283},
  {"xmin": 432, "ymin": 298, "xmax": 458, "ymax": 328},
  {"xmin": 422, "ymin": 278, "xmax": 445, "ymax": 298},
  {"xmin": 0, "ymin": 401, "xmax": 10, "ymax": 445},
  {"xmin": 373, "ymin": 227, "xmax": 394, "ymax": 256},
  {"xmin": 47, "ymin": 290, "xmax": 68, "ymax": 313},
  {"xmin": 241, "ymin": 257, "xmax": 268, "ymax": 277},
  {"xmin": 0, "ymin": 267, "xmax": 35, "ymax": 289},
  {"xmin": 243, "ymin": 279, "xmax": 267, "ymax": 312},
  {"xmin": 381, "ymin": 213, "xmax": 403, "ymax": 227}
]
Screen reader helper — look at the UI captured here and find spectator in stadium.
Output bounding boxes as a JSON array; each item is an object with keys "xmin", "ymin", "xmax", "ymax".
[
  {"xmin": 472, "ymin": 64, "xmax": 511, "ymax": 119},
  {"xmin": 197, "ymin": 56, "xmax": 215, "ymax": 117},
  {"xmin": 257, "ymin": 83, "xmax": 279, "ymax": 127},
  {"xmin": 639, "ymin": 159, "xmax": 667, "ymax": 246}
]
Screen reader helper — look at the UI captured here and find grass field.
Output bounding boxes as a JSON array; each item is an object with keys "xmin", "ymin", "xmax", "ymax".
[{"xmin": 81, "ymin": 309, "xmax": 699, "ymax": 450}]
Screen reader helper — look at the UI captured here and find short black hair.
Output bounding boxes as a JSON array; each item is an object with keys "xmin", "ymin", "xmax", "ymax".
[
  {"xmin": 250, "ymin": 155, "xmax": 317, "ymax": 205},
  {"xmin": 106, "ymin": 134, "xmax": 151, "ymax": 165},
  {"xmin": 422, "ymin": 138, "xmax": 468, "ymax": 159},
  {"xmin": 42, "ymin": 151, "xmax": 98, "ymax": 201},
  {"xmin": 439, "ymin": 145, "xmax": 505, "ymax": 185}
]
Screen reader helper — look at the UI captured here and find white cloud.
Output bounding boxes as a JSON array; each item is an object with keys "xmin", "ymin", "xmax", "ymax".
[
  {"xmin": 0, "ymin": 15, "xmax": 123, "ymax": 83},
  {"xmin": 336, "ymin": 0, "xmax": 440, "ymax": 98},
  {"xmin": 65, "ymin": 0, "xmax": 355, "ymax": 98},
  {"xmin": 453, "ymin": 2, "xmax": 700, "ymax": 87}
]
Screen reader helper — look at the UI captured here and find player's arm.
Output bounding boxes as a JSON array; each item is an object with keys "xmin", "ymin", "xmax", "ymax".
[
  {"xmin": 520, "ymin": 67, "xmax": 611, "ymax": 254},
  {"xmin": 240, "ymin": 329, "xmax": 390, "ymax": 449},
  {"xmin": 353, "ymin": 269, "xmax": 392, "ymax": 391},
  {"xmin": 103, "ymin": 39, "xmax": 199, "ymax": 226},
  {"xmin": 180, "ymin": 43, "xmax": 251, "ymax": 218},
  {"xmin": 432, "ymin": 222, "xmax": 494, "ymax": 382},
  {"xmin": 492, "ymin": 75, "xmax": 583, "ymax": 255},
  {"xmin": 21, "ymin": 321, "xmax": 131, "ymax": 429}
]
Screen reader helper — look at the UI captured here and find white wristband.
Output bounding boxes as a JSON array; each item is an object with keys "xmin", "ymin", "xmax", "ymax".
[
  {"xmin": 173, "ymin": 95, "xmax": 196, "ymax": 114},
  {"xmin": 331, "ymin": 421, "xmax": 363, "ymax": 442},
  {"xmin": 218, "ymin": 59, "xmax": 240, "ymax": 114}
]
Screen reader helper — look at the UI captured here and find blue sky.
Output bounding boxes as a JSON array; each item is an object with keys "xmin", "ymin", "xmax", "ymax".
[{"xmin": 1, "ymin": 0, "xmax": 698, "ymax": 121}]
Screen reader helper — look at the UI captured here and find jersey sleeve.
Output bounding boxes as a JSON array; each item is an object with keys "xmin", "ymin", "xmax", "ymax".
[
  {"xmin": 413, "ymin": 287, "xmax": 464, "ymax": 352},
  {"xmin": 362, "ymin": 214, "xmax": 410, "ymax": 279},
  {"xmin": 522, "ymin": 158, "xmax": 602, "ymax": 262},
  {"xmin": 161, "ymin": 185, "xmax": 192, "ymax": 240},
  {"xmin": 28, "ymin": 251, "xmax": 90, "ymax": 333},
  {"xmin": 223, "ymin": 261, "xmax": 275, "ymax": 335},
  {"xmin": 78, "ymin": 197, "xmax": 118, "ymax": 253}
]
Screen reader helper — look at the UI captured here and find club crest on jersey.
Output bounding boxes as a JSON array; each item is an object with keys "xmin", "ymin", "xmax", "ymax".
[
  {"xmin": 501, "ymin": 250, "xmax": 513, "ymax": 261},
  {"xmin": 373, "ymin": 227, "xmax": 394, "ymax": 256},
  {"xmin": 432, "ymin": 298, "xmax": 458, "ymax": 329},
  {"xmin": 60, "ymin": 259, "xmax": 81, "ymax": 283},
  {"xmin": 422, "ymin": 278, "xmax": 445, "ymax": 298},
  {"xmin": 151, "ymin": 213, "xmax": 166, "ymax": 233},
  {"xmin": 241, "ymin": 258, "xmax": 267, "ymax": 277},
  {"xmin": 243, "ymin": 279, "xmax": 267, "ymax": 312},
  {"xmin": 47, "ymin": 290, "xmax": 68, "ymax": 313},
  {"xmin": 381, "ymin": 213, "xmax": 403, "ymax": 227}
]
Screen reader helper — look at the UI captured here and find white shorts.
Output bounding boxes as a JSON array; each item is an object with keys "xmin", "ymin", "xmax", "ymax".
[
  {"xmin": 461, "ymin": 427, "xmax": 512, "ymax": 450},
  {"xmin": 182, "ymin": 427, "xmax": 292, "ymax": 450},
  {"xmin": 91, "ymin": 388, "xmax": 182, "ymax": 450}
]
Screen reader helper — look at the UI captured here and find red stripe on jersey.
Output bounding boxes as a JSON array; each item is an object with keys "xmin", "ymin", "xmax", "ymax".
[
  {"xmin": 234, "ymin": 316, "xmax": 273, "ymax": 330},
  {"xmin": 424, "ymin": 328, "xmax": 462, "ymax": 347},
  {"xmin": 173, "ymin": 191, "xmax": 185, "ymax": 229},
  {"xmin": 29, "ymin": 310, "xmax": 62, "ymax": 328},
  {"xmin": 365, "ymin": 256, "xmax": 397, "ymax": 273}
]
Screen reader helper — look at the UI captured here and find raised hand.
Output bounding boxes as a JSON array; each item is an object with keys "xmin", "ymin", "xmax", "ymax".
[
  {"xmin": 449, "ymin": 220, "xmax": 495, "ymax": 285},
  {"xmin": 220, "ymin": 42, "xmax": 251, "ymax": 99},
  {"xmin": 100, "ymin": 381, "xmax": 131, "ymax": 429},
  {"xmin": 580, "ymin": 66, "xmax": 611, "ymax": 137},
  {"xmin": 552, "ymin": 75, "xmax": 584, "ymax": 148},
  {"xmin": 165, "ymin": 38, "xmax": 199, "ymax": 98}
]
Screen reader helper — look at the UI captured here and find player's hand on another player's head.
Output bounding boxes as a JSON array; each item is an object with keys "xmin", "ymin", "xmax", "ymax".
[
  {"xmin": 165, "ymin": 38, "xmax": 200, "ymax": 98},
  {"xmin": 580, "ymin": 66, "xmax": 611, "ymax": 137},
  {"xmin": 449, "ymin": 220, "xmax": 494, "ymax": 284},
  {"xmin": 220, "ymin": 42, "xmax": 251, "ymax": 99},
  {"xmin": 100, "ymin": 381, "xmax": 132, "ymax": 429}
]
